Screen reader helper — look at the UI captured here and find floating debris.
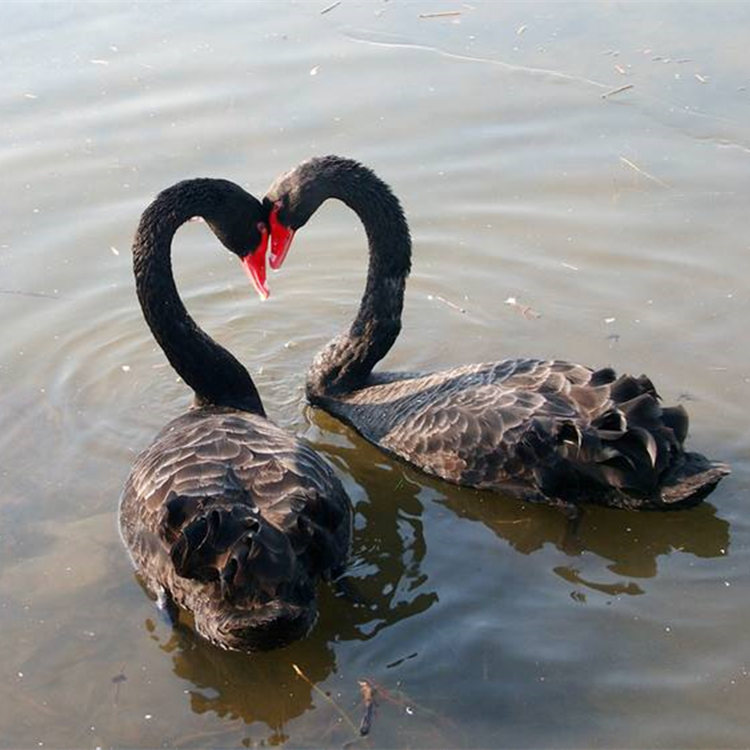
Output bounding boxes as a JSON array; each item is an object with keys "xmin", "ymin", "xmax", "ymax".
[
  {"xmin": 419, "ymin": 10, "xmax": 462, "ymax": 19},
  {"xmin": 560, "ymin": 261, "xmax": 579, "ymax": 271},
  {"xmin": 516, "ymin": 24, "xmax": 527, "ymax": 35},
  {"xmin": 121, "ymin": 365, "xmax": 131, "ymax": 372},
  {"xmin": 0, "ymin": 289, "xmax": 60, "ymax": 299},
  {"xmin": 619, "ymin": 156, "xmax": 670, "ymax": 188},
  {"xmin": 385, "ymin": 652, "xmax": 418, "ymax": 669},
  {"xmin": 505, "ymin": 296, "xmax": 541, "ymax": 319},
  {"xmin": 695, "ymin": 73, "xmax": 709, "ymax": 84},
  {"xmin": 110, "ymin": 246, "xmax": 120, "ymax": 256},
  {"xmin": 428, "ymin": 293, "xmax": 466, "ymax": 314},
  {"xmin": 310, "ymin": 65, "xmax": 320, "ymax": 76},
  {"xmin": 89, "ymin": 59, "xmax": 109, "ymax": 66},
  {"xmin": 604, "ymin": 317, "xmax": 616, "ymax": 324},
  {"xmin": 601, "ymin": 83, "xmax": 634, "ymax": 99},
  {"xmin": 358, "ymin": 680, "xmax": 377, "ymax": 736},
  {"xmin": 320, "ymin": 0, "xmax": 341, "ymax": 13},
  {"xmin": 292, "ymin": 664, "xmax": 359, "ymax": 735},
  {"xmin": 112, "ymin": 671, "xmax": 126, "ymax": 705},
  {"xmin": 24, "ymin": 93, "xmax": 38, "ymax": 99}
]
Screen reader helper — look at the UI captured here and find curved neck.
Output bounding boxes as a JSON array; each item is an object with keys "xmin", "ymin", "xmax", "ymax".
[
  {"xmin": 133, "ymin": 180, "xmax": 265, "ymax": 415},
  {"xmin": 307, "ymin": 160, "xmax": 412, "ymax": 397}
]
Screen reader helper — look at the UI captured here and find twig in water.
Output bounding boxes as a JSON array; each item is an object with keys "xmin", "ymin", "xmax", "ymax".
[
  {"xmin": 619, "ymin": 156, "xmax": 670, "ymax": 188},
  {"xmin": 291, "ymin": 664, "xmax": 359, "ymax": 736},
  {"xmin": 601, "ymin": 83, "xmax": 634, "ymax": 99},
  {"xmin": 361, "ymin": 677, "xmax": 458, "ymax": 731},
  {"xmin": 428, "ymin": 294, "xmax": 466, "ymax": 313},
  {"xmin": 320, "ymin": 0, "xmax": 341, "ymax": 13},
  {"xmin": 358, "ymin": 680, "xmax": 377, "ymax": 736},
  {"xmin": 419, "ymin": 11, "xmax": 462, "ymax": 19},
  {"xmin": 111, "ymin": 669, "xmax": 127, "ymax": 705},
  {"xmin": 0, "ymin": 289, "xmax": 60, "ymax": 299},
  {"xmin": 505, "ymin": 296, "xmax": 541, "ymax": 320}
]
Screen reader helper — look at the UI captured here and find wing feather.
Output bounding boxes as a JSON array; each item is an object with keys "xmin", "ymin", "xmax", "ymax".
[{"xmin": 320, "ymin": 357, "xmax": 727, "ymax": 508}]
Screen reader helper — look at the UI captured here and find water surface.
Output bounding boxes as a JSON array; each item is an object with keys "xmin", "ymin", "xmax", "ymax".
[{"xmin": 1, "ymin": 2, "xmax": 749, "ymax": 747}]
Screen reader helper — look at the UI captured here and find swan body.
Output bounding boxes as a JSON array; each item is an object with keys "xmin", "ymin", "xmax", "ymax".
[
  {"xmin": 259, "ymin": 156, "xmax": 728, "ymax": 511},
  {"xmin": 120, "ymin": 179, "xmax": 351, "ymax": 651}
]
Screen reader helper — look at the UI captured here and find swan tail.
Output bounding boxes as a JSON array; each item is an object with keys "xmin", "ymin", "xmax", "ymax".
[
  {"xmin": 552, "ymin": 376, "xmax": 729, "ymax": 508},
  {"xmin": 159, "ymin": 489, "xmax": 306, "ymax": 604},
  {"xmin": 658, "ymin": 453, "xmax": 731, "ymax": 506}
]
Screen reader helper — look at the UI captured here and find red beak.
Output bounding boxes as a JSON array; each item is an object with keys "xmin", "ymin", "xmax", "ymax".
[
  {"xmin": 269, "ymin": 205, "xmax": 295, "ymax": 271},
  {"xmin": 241, "ymin": 224, "xmax": 270, "ymax": 300}
]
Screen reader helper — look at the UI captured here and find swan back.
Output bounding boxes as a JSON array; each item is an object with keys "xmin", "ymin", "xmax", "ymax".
[{"xmin": 120, "ymin": 407, "xmax": 351, "ymax": 651}]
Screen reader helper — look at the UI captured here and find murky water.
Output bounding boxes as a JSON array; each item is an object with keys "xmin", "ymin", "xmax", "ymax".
[{"xmin": 2, "ymin": 2, "xmax": 749, "ymax": 747}]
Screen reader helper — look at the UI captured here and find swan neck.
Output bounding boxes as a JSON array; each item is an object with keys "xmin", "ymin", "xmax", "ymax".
[
  {"xmin": 132, "ymin": 180, "xmax": 265, "ymax": 415},
  {"xmin": 307, "ymin": 160, "xmax": 411, "ymax": 397}
]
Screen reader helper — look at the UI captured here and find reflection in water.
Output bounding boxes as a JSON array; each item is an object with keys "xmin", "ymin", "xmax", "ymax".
[
  {"xmin": 140, "ymin": 403, "xmax": 732, "ymax": 743},
  {"xmin": 440, "ymin": 486, "xmax": 729, "ymax": 589},
  {"xmin": 142, "ymin": 416, "xmax": 438, "ymax": 740},
  {"xmin": 146, "ymin": 615, "xmax": 332, "ymax": 745}
]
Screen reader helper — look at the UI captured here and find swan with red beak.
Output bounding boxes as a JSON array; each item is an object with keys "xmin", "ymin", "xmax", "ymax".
[{"xmin": 242, "ymin": 154, "xmax": 729, "ymax": 512}]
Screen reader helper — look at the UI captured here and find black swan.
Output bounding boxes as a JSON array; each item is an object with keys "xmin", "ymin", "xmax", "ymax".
[
  {"xmin": 119, "ymin": 178, "xmax": 352, "ymax": 651},
  {"xmin": 255, "ymin": 155, "xmax": 728, "ymax": 513}
]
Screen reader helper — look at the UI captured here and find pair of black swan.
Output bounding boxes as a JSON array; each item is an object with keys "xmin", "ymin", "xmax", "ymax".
[{"xmin": 121, "ymin": 158, "xmax": 728, "ymax": 652}]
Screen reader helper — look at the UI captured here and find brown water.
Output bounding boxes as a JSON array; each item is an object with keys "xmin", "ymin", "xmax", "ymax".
[{"xmin": 1, "ymin": 2, "xmax": 749, "ymax": 747}]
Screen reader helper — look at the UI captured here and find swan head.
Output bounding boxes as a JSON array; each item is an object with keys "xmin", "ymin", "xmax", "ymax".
[
  {"xmin": 261, "ymin": 156, "xmax": 349, "ymax": 276},
  {"xmin": 206, "ymin": 597, "xmax": 317, "ymax": 652},
  {"xmin": 198, "ymin": 179, "xmax": 271, "ymax": 300}
]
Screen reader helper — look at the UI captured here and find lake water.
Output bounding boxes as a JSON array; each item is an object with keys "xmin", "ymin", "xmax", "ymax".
[{"xmin": 2, "ymin": 2, "xmax": 749, "ymax": 747}]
